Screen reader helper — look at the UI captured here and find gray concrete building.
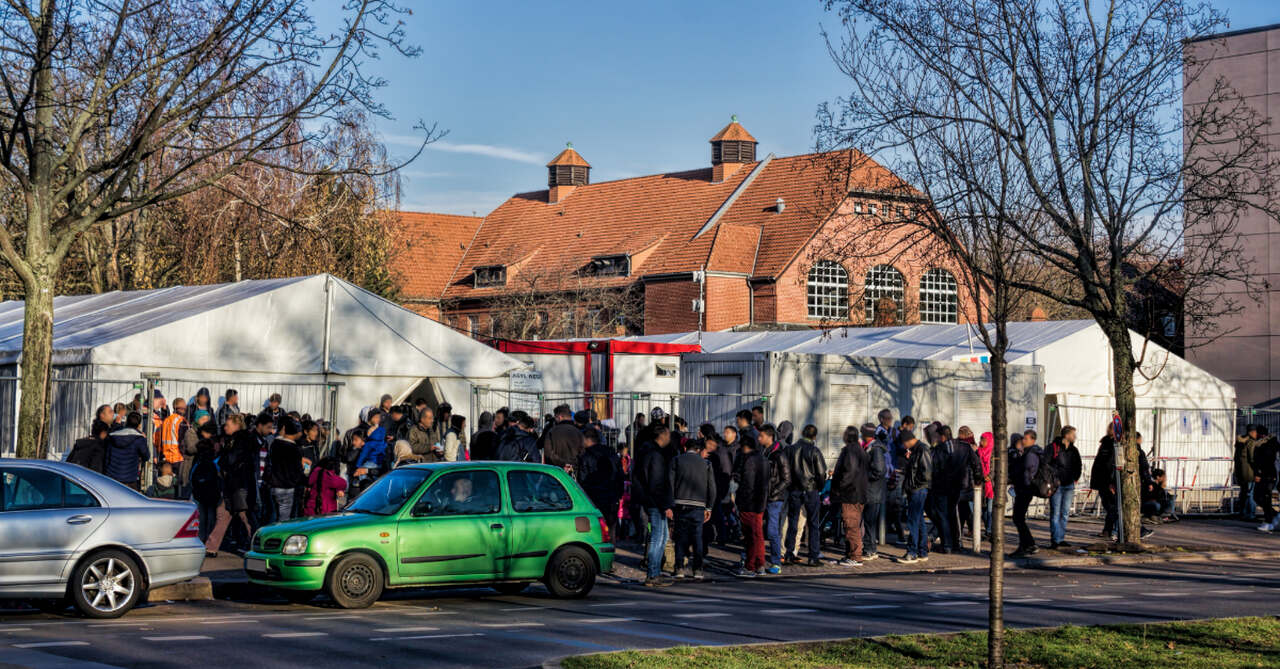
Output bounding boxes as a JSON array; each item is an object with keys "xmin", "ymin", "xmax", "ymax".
[{"xmin": 1184, "ymin": 23, "xmax": 1280, "ymax": 406}]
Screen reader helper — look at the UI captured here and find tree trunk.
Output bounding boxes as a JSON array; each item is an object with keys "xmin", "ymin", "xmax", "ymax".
[
  {"xmin": 1104, "ymin": 323, "xmax": 1143, "ymax": 547},
  {"xmin": 15, "ymin": 263, "xmax": 55, "ymax": 458},
  {"xmin": 988, "ymin": 349, "xmax": 1009, "ymax": 668}
]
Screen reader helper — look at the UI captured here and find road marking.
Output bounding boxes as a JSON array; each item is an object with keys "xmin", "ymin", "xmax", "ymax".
[
  {"xmin": 1, "ymin": 628, "xmax": 31, "ymax": 632},
  {"xmin": 263, "ymin": 632, "xmax": 329, "ymax": 638},
  {"xmin": 1008, "ymin": 598, "xmax": 1050, "ymax": 604},
  {"xmin": 143, "ymin": 636, "xmax": 211, "ymax": 642},
  {"xmin": 379, "ymin": 627, "xmax": 439, "ymax": 633},
  {"xmin": 401, "ymin": 611, "xmax": 448, "ymax": 616},
  {"xmin": 667, "ymin": 598, "xmax": 716, "ymax": 604},
  {"xmin": 304, "ymin": 615, "xmax": 361, "ymax": 621},
  {"xmin": 1209, "ymin": 589, "xmax": 1253, "ymax": 594},
  {"xmin": 201, "ymin": 619, "xmax": 259, "ymax": 625},
  {"xmin": 759, "ymin": 608, "xmax": 817, "ymax": 614},
  {"xmin": 477, "ymin": 622, "xmax": 544, "ymax": 628},
  {"xmin": 13, "ymin": 641, "xmax": 90, "ymax": 648},
  {"xmin": 369, "ymin": 633, "xmax": 484, "ymax": 642},
  {"xmin": 499, "ymin": 607, "xmax": 541, "ymax": 612},
  {"xmin": 89, "ymin": 622, "xmax": 137, "ymax": 628},
  {"xmin": 926, "ymin": 601, "xmax": 982, "ymax": 606},
  {"xmin": 576, "ymin": 618, "xmax": 635, "ymax": 624},
  {"xmin": 850, "ymin": 604, "xmax": 897, "ymax": 610},
  {"xmin": 1072, "ymin": 595, "xmax": 1121, "ymax": 600},
  {"xmin": 587, "ymin": 602, "xmax": 633, "ymax": 607},
  {"xmin": 674, "ymin": 612, "xmax": 730, "ymax": 618},
  {"xmin": 1146, "ymin": 592, "xmax": 1187, "ymax": 597},
  {"xmin": 1041, "ymin": 584, "xmax": 1079, "ymax": 588}
]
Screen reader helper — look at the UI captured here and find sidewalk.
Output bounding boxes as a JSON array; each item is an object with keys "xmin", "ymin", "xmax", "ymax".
[{"xmin": 198, "ymin": 516, "xmax": 1280, "ymax": 590}]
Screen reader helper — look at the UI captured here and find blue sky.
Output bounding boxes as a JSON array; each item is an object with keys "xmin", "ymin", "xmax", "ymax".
[{"xmin": 368, "ymin": 1, "xmax": 1280, "ymax": 216}]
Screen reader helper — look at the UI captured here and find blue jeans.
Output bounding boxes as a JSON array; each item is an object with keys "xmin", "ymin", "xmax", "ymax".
[
  {"xmin": 907, "ymin": 489, "xmax": 930, "ymax": 558},
  {"xmin": 765, "ymin": 500, "xmax": 785, "ymax": 565},
  {"xmin": 1048, "ymin": 484, "xmax": 1075, "ymax": 544},
  {"xmin": 644, "ymin": 507, "xmax": 668, "ymax": 579},
  {"xmin": 1240, "ymin": 480, "xmax": 1256, "ymax": 519}
]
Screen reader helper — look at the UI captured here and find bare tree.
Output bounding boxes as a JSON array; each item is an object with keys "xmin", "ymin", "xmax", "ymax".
[
  {"xmin": 450, "ymin": 270, "xmax": 645, "ymax": 342},
  {"xmin": 0, "ymin": 0, "xmax": 434, "ymax": 456},
  {"xmin": 819, "ymin": 0, "xmax": 1278, "ymax": 558}
]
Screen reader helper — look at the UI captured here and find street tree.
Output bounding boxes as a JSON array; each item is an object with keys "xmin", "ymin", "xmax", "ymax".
[
  {"xmin": 819, "ymin": 0, "xmax": 1277, "ymax": 563},
  {"xmin": 0, "ymin": 0, "xmax": 431, "ymax": 456}
]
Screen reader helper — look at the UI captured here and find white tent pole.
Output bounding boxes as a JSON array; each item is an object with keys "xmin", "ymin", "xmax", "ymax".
[{"xmin": 322, "ymin": 275, "xmax": 334, "ymax": 378}]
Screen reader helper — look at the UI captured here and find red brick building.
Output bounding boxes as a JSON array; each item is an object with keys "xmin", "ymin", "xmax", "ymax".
[{"xmin": 394, "ymin": 119, "xmax": 979, "ymax": 336}]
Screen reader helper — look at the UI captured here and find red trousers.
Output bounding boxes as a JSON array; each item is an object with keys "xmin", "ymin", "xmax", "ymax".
[{"xmin": 740, "ymin": 511, "xmax": 765, "ymax": 571}]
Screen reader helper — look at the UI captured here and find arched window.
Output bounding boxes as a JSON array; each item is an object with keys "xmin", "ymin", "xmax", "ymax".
[
  {"xmin": 919, "ymin": 268, "xmax": 959, "ymax": 324},
  {"xmin": 807, "ymin": 260, "xmax": 849, "ymax": 319},
  {"xmin": 863, "ymin": 264, "xmax": 905, "ymax": 324}
]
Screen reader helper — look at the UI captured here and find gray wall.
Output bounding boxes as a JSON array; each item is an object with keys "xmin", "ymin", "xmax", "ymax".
[{"xmin": 680, "ymin": 351, "xmax": 1045, "ymax": 461}]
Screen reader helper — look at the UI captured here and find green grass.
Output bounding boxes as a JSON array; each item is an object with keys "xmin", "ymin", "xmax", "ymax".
[{"xmin": 562, "ymin": 617, "xmax": 1280, "ymax": 669}]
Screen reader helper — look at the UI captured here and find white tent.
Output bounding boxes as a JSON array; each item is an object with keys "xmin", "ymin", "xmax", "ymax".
[{"xmin": 0, "ymin": 274, "xmax": 524, "ymax": 456}]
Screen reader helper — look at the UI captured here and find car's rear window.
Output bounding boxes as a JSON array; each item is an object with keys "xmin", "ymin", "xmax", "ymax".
[{"xmin": 506, "ymin": 470, "xmax": 573, "ymax": 513}]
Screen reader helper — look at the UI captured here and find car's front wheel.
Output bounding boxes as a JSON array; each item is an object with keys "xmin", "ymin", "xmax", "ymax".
[
  {"xmin": 325, "ymin": 553, "xmax": 383, "ymax": 609},
  {"xmin": 71, "ymin": 550, "xmax": 144, "ymax": 618},
  {"xmin": 544, "ymin": 546, "xmax": 596, "ymax": 599}
]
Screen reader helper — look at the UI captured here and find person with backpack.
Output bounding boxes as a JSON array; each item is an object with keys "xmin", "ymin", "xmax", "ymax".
[
  {"xmin": 67, "ymin": 422, "xmax": 109, "ymax": 474},
  {"xmin": 1045, "ymin": 426, "xmax": 1083, "ymax": 548},
  {"xmin": 1010, "ymin": 429, "xmax": 1043, "ymax": 557},
  {"xmin": 578, "ymin": 427, "xmax": 624, "ymax": 544},
  {"xmin": 496, "ymin": 414, "xmax": 540, "ymax": 462},
  {"xmin": 302, "ymin": 457, "xmax": 348, "ymax": 516},
  {"xmin": 188, "ymin": 424, "xmax": 223, "ymax": 547}
]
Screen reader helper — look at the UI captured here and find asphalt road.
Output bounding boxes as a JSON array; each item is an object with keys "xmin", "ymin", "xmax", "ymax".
[{"xmin": 4, "ymin": 557, "xmax": 1280, "ymax": 669}]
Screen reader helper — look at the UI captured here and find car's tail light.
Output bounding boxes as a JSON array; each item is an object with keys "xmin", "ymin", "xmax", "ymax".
[
  {"xmin": 175, "ymin": 511, "xmax": 200, "ymax": 539},
  {"xmin": 597, "ymin": 515, "xmax": 611, "ymax": 544}
]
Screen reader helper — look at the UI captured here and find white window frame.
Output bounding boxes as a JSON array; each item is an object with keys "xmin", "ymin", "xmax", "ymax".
[
  {"xmin": 863, "ymin": 264, "xmax": 906, "ymax": 323},
  {"xmin": 807, "ymin": 260, "xmax": 849, "ymax": 319},
  {"xmin": 919, "ymin": 268, "xmax": 959, "ymax": 324}
]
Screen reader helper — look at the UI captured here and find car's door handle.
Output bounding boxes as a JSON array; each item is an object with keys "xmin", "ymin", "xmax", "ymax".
[
  {"xmin": 490, "ymin": 523, "xmax": 504, "ymax": 530},
  {"xmin": 66, "ymin": 515, "xmax": 93, "ymax": 525}
]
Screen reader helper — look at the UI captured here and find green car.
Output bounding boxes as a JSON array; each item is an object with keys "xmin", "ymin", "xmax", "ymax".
[{"xmin": 243, "ymin": 462, "xmax": 614, "ymax": 608}]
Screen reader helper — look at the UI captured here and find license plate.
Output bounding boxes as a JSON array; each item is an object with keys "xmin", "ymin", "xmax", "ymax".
[{"xmin": 245, "ymin": 557, "xmax": 268, "ymax": 573}]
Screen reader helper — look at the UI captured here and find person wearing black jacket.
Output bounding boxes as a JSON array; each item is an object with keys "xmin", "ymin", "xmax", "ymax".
[
  {"xmin": 470, "ymin": 412, "xmax": 499, "ymax": 461},
  {"xmin": 633, "ymin": 426, "xmax": 676, "ymax": 586},
  {"xmin": 496, "ymin": 415, "xmax": 541, "ymax": 463},
  {"xmin": 67, "ymin": 422, "xmax": 110, "ymax": 474},
  {"xmin": 1045, "ymin": 426, "xmax": 1084, "ymax": 548},
  {"xmin": 899, "ymin": 430, "xmax": 930, "ymax": 563},
  {"xmin": 734, "ymin": 437, "xmax": 768, "ymax": 578},
  {"xmin": 762, "ymin": 426, "xmax": 792, "ymax": 572},
  {"xmin": 932, "ymin": 426, "xmax": 984, "ymax": 554},
  {"xmin": 1251, "ymin": 426, "xmax": 1279, "ymax": 525},
  {"xmin": 784, "ymin": 425, "xmax": 827, "ymax": 566},
  {"xmin": 669, "ymin": 439, "xmax": 716, "ymax": 579},
  {"xmin": 862, "ymin": 424, "xmax": 889, "ymax": 560},
  {"xmin": 831, "ymin": 425, "xmax": 870, "ymax": 566},
  {"xmin": 578, "ymin": 428, "xmax": 623, "ymax": 543},
  {"xmin": 266, "ymin": 418, "xmax": 306, "ymax": 521},
  {"xmin": 1010, "ymin": 430, "xmax": 1042, "ymax": 557}
]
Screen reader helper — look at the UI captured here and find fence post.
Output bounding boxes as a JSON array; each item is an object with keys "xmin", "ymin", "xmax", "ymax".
[
  {"xmin": 972, "ymin": 485, "xmax": 983, "ymax": 552},
  {"xmin": 141, "ymin": 373, "xmax": 159, "ymax": 485},
  {"xmin": 1152, "ymin": 407, "xmax": 1161, "ymax": 464},
  {"xmin": 326, "ymin": 382, "xmax": 341, "ymax": 458}
]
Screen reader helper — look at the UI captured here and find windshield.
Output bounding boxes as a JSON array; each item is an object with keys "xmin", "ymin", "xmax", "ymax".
[{"xmin": 346, "ymin": 469, "xmax": 432, "ymax": 516}]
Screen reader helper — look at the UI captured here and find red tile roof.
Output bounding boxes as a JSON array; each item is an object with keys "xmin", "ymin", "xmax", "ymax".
[
  {"xmin": 404, "ymin": 148, "xmax": 911, "ymax": 302},
  {"xmin": 546, "ymin": 146, "xmax": 590, "ymax": 167},
  {"xmin": 709, "ymin": 119, "xmax": 757, "ymax": 143},
  {"xmin": 393, "ymin": 211, "xmax": 484, "ymax": 301}
]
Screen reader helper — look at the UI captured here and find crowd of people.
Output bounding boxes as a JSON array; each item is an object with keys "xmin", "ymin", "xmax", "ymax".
[
  {"xmin": 1235, "ymin": 424, "xmax": 1280, "ymax": 532},
  {"xmin": 60, "ymin": 388, "xmax": 1193, "ymax": 578}
]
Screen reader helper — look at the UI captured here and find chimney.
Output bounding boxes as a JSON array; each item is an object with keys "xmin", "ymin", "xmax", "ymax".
[
  {"xmin": 547, "ymin": 142, "xmax": 590, "ymax": 204},
  {"xmin": 1030, "ymin": 306, "xmax": 1048, "ymax": 322},
  {"xmin": 709, "ymin": 115, "xmax": 757, "ymax": 183}
]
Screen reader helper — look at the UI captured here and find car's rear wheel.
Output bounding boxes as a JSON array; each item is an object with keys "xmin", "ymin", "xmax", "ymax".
[
  {"xmin": 71, "ymin": 550, "xmax": 144, "ymax": 619},
  {"xmin": 544, "ymin": 546, "xmax": 596, "ymax": 599},
  {"xmin": 492, "ymin": 582, "xmax": 530, "ymax": 596},
  {"xmin": 325, "ymin": 553, "xmax": 383, "ymax": 609}
]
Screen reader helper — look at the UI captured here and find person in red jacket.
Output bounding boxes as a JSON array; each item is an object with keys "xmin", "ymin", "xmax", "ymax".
[{"xmin": 302, "ymin": 457, "xmax": 348, "ymax": 516}]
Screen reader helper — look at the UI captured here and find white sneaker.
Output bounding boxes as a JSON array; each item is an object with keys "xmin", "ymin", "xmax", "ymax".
[{"xmin": 1257, "ymin": 524, "xmax": 1274, "ymax": 533}]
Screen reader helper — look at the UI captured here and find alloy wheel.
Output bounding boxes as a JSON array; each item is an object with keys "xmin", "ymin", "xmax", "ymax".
[{"xmin": 81, "ymin": 557, "xmax": 135, "ymax": 613}]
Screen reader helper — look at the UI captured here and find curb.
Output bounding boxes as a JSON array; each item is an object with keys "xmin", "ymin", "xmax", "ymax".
[
  {"xmin": 146, "ymin": 576, "xmax": 213, "ymax": 603},
  {"xmin": 1018, "ymin": 548, "xmax": 1280, "ymax": 569}
]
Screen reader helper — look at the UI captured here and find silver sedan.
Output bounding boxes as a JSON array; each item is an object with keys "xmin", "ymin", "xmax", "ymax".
[{"xmin": 0, "ymin": 459, "xmax": 205, "ymax": 618}]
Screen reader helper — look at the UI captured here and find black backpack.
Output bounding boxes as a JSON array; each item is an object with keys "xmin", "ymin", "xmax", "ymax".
[
  {"xmin": 1031, "ymin": 448, "xmax": 1060, "ymax": 498},
  {"xmin": 189, "ymin": 457, "xmax": 222, "ymax": 505}
]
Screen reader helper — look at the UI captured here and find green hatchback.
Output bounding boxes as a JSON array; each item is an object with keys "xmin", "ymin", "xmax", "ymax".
[{"xmin": 243, "ymin": 462, "xmax": 614, "ymax": 608}]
